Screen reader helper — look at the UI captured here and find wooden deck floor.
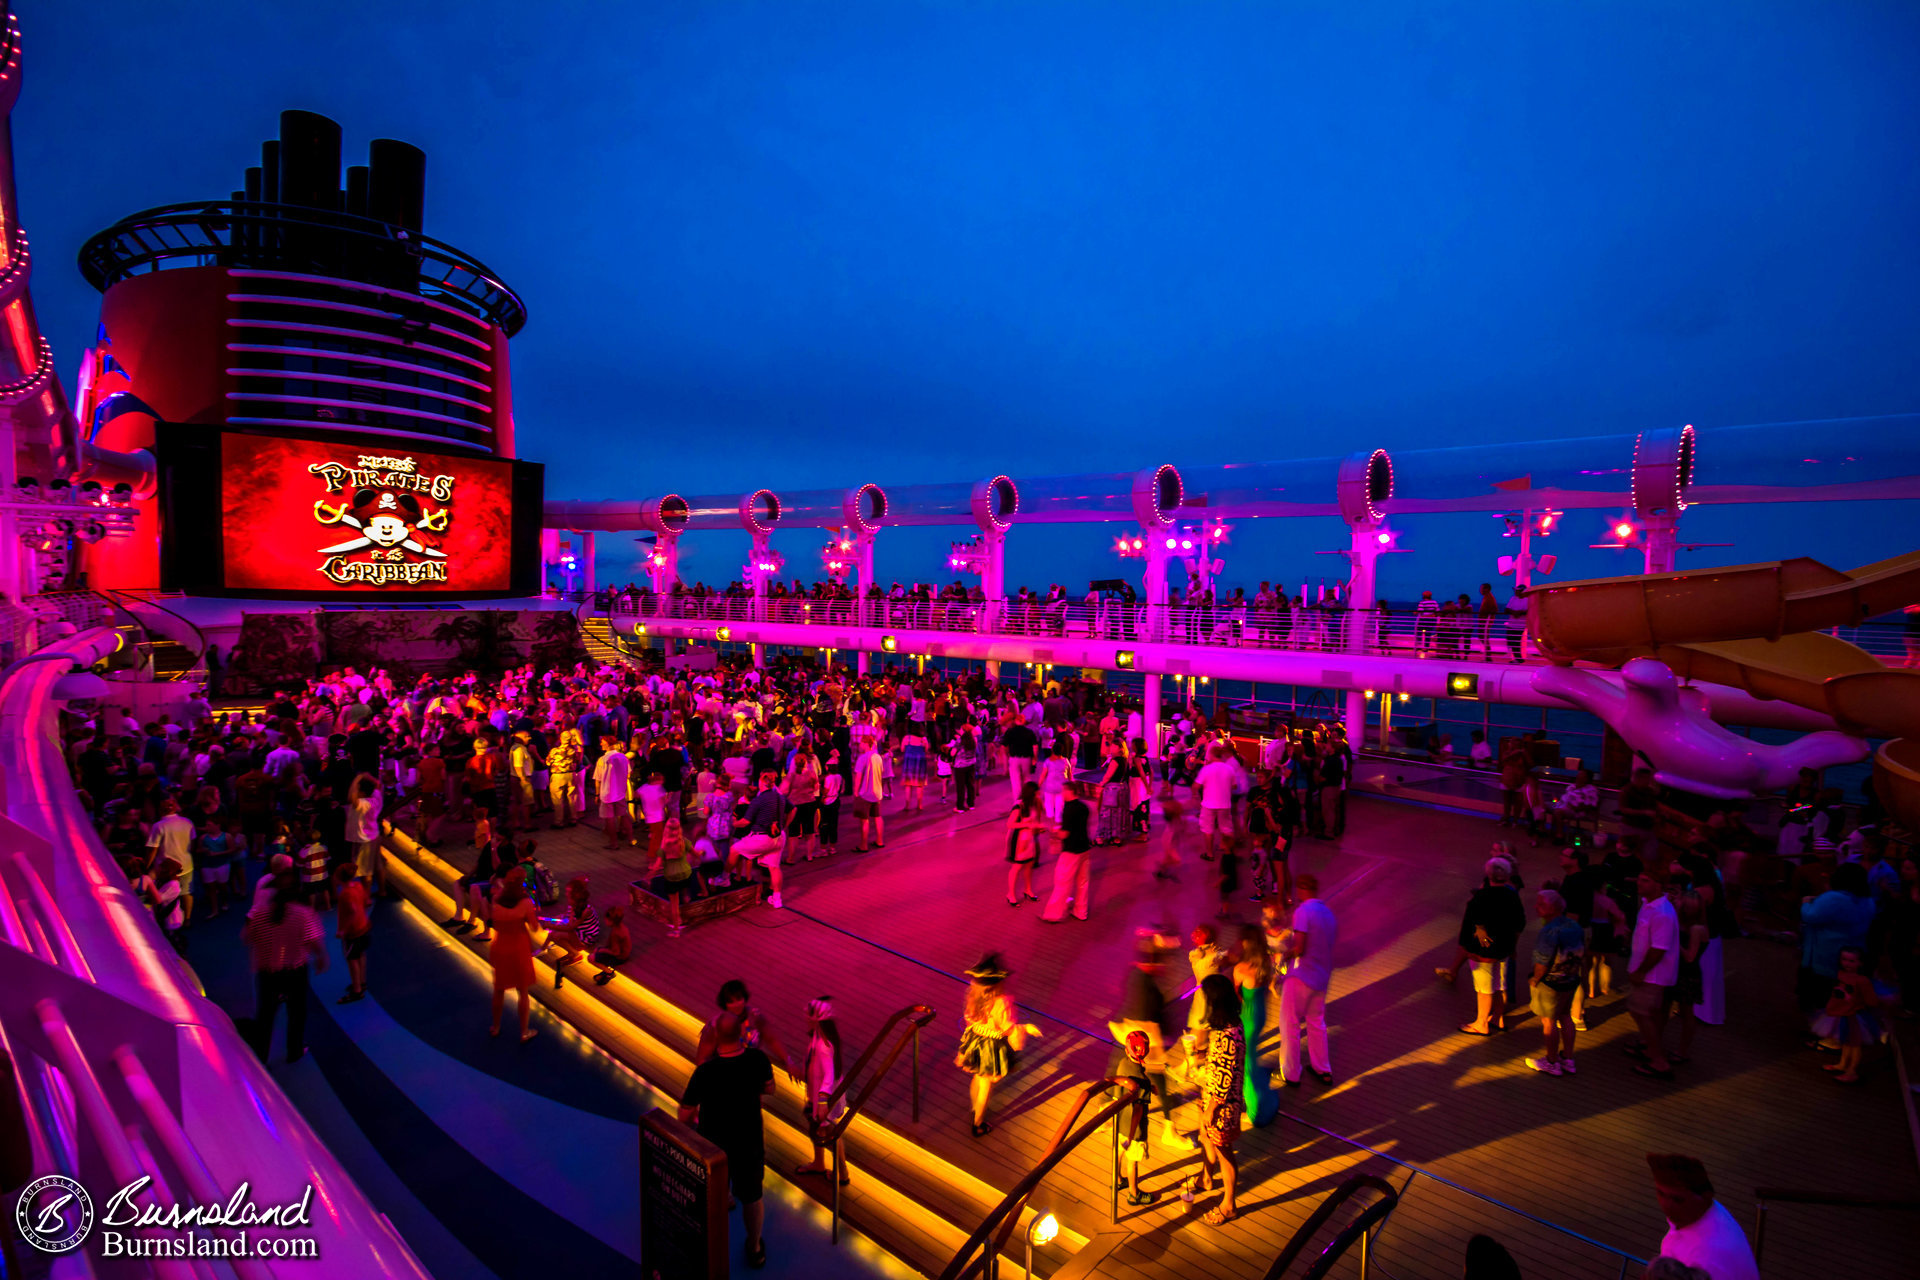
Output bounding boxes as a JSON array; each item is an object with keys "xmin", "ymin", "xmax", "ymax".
[{"xmin": 401, "ymin": 779, "xmax": 1920, "ymax": 1279}]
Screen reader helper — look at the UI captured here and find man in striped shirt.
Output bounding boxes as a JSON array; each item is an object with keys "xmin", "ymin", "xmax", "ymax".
[{"xmin": 1413, "ymin": 591, "xmax": 1440, "ymax": 654}]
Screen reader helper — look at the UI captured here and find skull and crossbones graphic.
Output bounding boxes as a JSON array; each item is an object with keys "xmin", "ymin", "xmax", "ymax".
[{"xmin": 314, "ymin": 488, "xmax": 449, "ymax": 559}]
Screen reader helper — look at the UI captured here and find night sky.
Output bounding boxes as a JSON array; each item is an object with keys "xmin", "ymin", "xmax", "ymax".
[{"xmin": 15, "ymin": 2, "xmax": 1919, "ymax": 597}]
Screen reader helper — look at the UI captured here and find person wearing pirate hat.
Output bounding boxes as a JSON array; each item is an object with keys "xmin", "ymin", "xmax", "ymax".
[{"xmin": 956, "ymin": 953, "xmax": 1040, "ymax": 1138}]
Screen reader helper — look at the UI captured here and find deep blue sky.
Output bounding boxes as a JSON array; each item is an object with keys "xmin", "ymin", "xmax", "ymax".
[{"xmin": 15, "ymin": 1, "xmax": 1919, "ymax": 595}]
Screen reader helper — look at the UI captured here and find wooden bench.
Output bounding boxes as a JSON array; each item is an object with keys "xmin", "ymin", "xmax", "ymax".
[{"xmin": 627, "ymin": 879, "xmax": 760, "ymax": 937}]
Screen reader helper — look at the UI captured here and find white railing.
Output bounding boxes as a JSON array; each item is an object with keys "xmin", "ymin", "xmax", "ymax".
[
  {"xmin": 0, "ymin": 626, "xmax": 430, "ymax": 1275},
  {"xmin": 594, "ymin": 590, "xmax": 1918, "ymax": 664}
]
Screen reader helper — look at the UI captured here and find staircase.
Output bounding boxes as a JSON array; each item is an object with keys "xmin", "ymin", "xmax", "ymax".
[
  {"xmin": 142, "ymin": 635, "xmax": 197, "ymax": 679},
  {"xmin": 579, "ymin": 613, "xmax": 648, "ymax": 671}
]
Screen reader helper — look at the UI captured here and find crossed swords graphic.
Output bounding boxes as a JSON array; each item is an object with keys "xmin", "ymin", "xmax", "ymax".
[{"xmin": 314, "ymin": 500, "xmax": 449, "ymax": 558}]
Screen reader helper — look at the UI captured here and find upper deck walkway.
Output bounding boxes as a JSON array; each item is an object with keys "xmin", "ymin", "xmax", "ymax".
[{"xmin": 594, "ymin": 592, "xmax": 1916, "ymax": 666}]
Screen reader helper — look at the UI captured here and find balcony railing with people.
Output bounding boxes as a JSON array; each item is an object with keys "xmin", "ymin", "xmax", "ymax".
[{"xmin": 595, "ymin": 588, "xmax": 1916, "ymax": 664}]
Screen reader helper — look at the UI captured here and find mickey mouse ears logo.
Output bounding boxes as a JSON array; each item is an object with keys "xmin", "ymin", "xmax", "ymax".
[{"xmin": 14, "ymin": 1174, "xmax": 94, "ymax": 1254}]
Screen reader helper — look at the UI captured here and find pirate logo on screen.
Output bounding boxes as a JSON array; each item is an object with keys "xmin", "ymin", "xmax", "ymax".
[{"xmin": 311, "ymin": 475, "xmax": 454, "ymax": 586}]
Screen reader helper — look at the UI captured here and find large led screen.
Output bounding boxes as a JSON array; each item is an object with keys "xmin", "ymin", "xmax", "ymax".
[
  {"xmin": 218, "ymin": 434, "xmax": 517, "ymax": 593},
  {"xmin": 156, "ymin": 425, "xmax": 541, "ymax": 598}
]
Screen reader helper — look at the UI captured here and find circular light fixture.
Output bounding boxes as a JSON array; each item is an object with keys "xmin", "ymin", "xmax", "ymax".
[
  {"xmin": 1131, "ymin": 464, "xmax": 1183, "ymax": 529},
  {"xmin": 844, "ymin": 483, "xmax": 888, "ymax": 533},
  {"xmin": 1337, "ymin": 447, "xmax": 1394, "ymax": 526},
  {"xmin": 739, "ymin": 489, "xmax": 781, "ymax": 536}
]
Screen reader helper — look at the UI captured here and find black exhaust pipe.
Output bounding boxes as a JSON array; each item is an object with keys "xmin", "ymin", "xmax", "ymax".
[
  {"xmin": 367, "ymin": 139, "xmax": 425, "ymax": 233},
  {"xmin": 345, "ymin": 165, "xmax": 370, "ymax": 217},
  {"xmin": 278, "ymin": 109, "xmax": 341, "ymax": 211}
]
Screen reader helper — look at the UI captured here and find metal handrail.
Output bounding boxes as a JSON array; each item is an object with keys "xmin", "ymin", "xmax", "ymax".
[
  {"xmin": 1260, "ymin": 1173, "xmax": 1402, "ymax": 1280},
  {"xmin": 576, "ymin": 596, "xmax": 649, "ymax": 669},
  {"xmin": 77, "ymin": 199, "xmax": 527, "ymax": 337},
  {"xmin": 8, "ymin": 850, "xmax": 91, "ymax": 980},
  {"xmin": 815, "ymin": 1003, "xmax": 937, "ymax": 1243},
  {"xmin": 35, "ymin": 998, "xmax": 198, "ymax": 1280},
  {"xmin": 935, "ymin": 1075, "xmax": 1143, "ymax": 1280},
  {"xmin": 113, "ymin": 1046, "xmax": 276, "ymax": 1280},
  {"xmin": 0, "ymin": 625, "xmax": 431, "ymax": 1274},
  {"xmin": 1272, "ymin": 1108, "xmax": 1647, "ymax": 1278},
  {"xmin": 1752, "ymin": 1187, "xmax": 1920, "ymax": 1268},
  {"xmin": 105, "ymin": 587, "xmax": 209, "ymax": 683},
  {"xmin": 609, "ymin": 590, "xmax": 1920, "ymax": 663}
]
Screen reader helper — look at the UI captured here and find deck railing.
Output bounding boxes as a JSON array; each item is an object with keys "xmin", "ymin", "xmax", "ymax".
[
  {"xmin": 815, "ymin": 1003, "xmax": 938, "ymax": 1243},
  {"xmin": 1272, "ymin": 1108, "xmax": 1647, "ymax": 1280},
  {"xmin": 594, "ymin": 591, "xmax": 1916, "ymax": 664},
  {"xmin": 936, "ymin": 1075, "xmax": 1143, "ymax": 1280},
  {"xmin": 1260, "ymin": 1173, "xmax": 1403, "ymax": 1280}
]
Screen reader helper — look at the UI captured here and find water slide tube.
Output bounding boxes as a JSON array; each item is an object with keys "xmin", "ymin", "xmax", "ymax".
[{"xmin": 1525, "ymin": 553, "xmax": 1920, "ymax": 818}]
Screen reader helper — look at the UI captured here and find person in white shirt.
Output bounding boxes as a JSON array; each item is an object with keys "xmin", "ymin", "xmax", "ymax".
[
  {"xmin": 1647, "ymin": 1154, "xmax": 1760, "ymax": 1280},
  {"xmin": 1279, "ymin": 872, "xmax": 1338, "ymax": 1085},
  {"xmin": 1548, "ymin": 767, "xmax": 1601, "ymax": 841},
  {"xmin": 1227, "ymin": 750, "xmax": 1252, "ymax": 846},
  {"xmin": 851, "ymin": 744, "xmax": 887, "ymax": 851},
  {"xmin": 1626, "ymin": 870, "xmax": 1681, "ymax": 1078},
  {"xmin": 1468, "ymin": 730, "xmax": 1494, "ymax": 769},
  {"xmin": 594, "ymin": 739, "xmax": 634, "ymax": 849},
  {"xmin": 347, "ymin": 773, "xmax": 385, "ymax": 894},
  {"xmin": 147, "ymin": 799, "xmax": 198, "ymax": 920},
  {"xmin": 1504, "ymin": 586, "xmax": 1529, "ymax": 662},
  {"xmin": 1192, "ymin": 746, "xmax": 1237, "ymax": 861},
  {"xmin": 637, "ymin": 771, "xmax": 669, "ymax": 870}
]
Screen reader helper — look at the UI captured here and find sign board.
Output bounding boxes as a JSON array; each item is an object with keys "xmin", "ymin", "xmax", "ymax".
[
  {"xmin": 639, "ymin": 1107, "xmax": 729, "ymax": 1280},
  {"xmin": 154, "ymin": 423, "xmax": 544, "ymax": 599}
]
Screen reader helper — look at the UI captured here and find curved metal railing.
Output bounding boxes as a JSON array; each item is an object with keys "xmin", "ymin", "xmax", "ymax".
[
  {"xmin": 0, "ymin": 627, "xmax": 429, "ymax": 1274},
  {"xmin": 77, "ymin": 200, "xmax": 527, "ymax": 337},
  {"xmin": 1259, "ymin": 1173, "xmax": 1401, "ymax": 1280},
  {"xmin": 576, "ymin": 595, "xmax": 652, "ymax": 670},
  {"xmin": 104, "ymin": 588, "xmax": 209, "ymax": 684},
  {"xmin": 1272, "ymin": 1108, "xmax": 1646, "ymax": 1278},
  {"xmin": 814, "ymin": 1003, "xmax": 937, "ymax": 1243},
  {"xmin": 30, "ymin": 589, "xmax": 194, "ymax": 683},
  {"xmin": 936, "ymin": 1075, "xmax": 1143, "ymax": 1280},
  {"xmin": 605, "ymin": 590, "xmax": 1920, "ymax": 664}
]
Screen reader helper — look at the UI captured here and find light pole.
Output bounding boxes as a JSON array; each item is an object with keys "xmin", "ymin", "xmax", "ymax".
[
  {"xmin": 1498, "ymin": 508, "xmax": 1558, "ymax": 660},
  {"xmin": 1025, "ymin": 1210, "xmax": 1058, "ymax": 1280}
]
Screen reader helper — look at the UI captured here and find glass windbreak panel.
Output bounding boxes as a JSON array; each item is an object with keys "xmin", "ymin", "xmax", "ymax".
[
  {"xmin": 1545, "ymin": 707, "xmax": 1603, "ymax": 736},
  {"xmin": 1488, "ymin": 703, "xmax": 1543, "ymax": 729}
]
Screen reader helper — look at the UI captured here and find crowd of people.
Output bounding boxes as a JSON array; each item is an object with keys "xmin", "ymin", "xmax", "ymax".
[
  {"xmin": 1426, "ymin": 752, "xmax": 1913, "ymax": 1095},
  {"xmin": 61, "ymin": 633, "xmax": 1911, "ymax": 1278}
]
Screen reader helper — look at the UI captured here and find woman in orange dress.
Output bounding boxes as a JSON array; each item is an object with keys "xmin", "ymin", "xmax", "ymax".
[{"xmin": 489, "ymin": 867, "xmax": 542, "ymax": 1042}]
